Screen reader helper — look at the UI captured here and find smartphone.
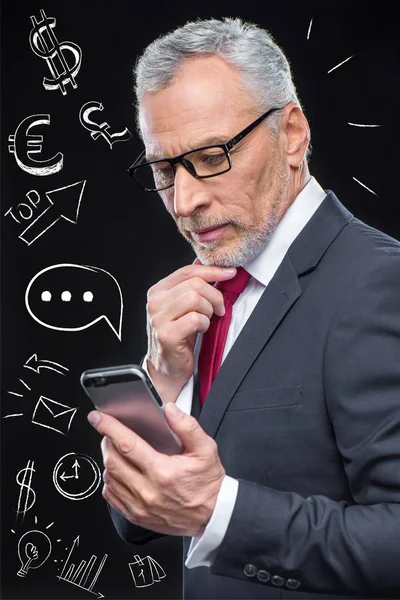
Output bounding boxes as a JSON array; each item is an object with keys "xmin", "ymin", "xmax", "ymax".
[{"xmin": 80, "ymin": 364, "xmax": 184, "ymax": 455}]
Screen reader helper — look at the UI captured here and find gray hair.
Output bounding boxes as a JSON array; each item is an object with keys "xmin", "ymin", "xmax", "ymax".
[{"xmin": 134, "ymin": 17, "xmax": 311, "ymax": 159}]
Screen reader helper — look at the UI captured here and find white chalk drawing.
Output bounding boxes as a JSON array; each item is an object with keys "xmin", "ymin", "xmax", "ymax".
[
  {"xmin": 61, "ymin": 458, "xmax": 81, "ymax": 481},
  {"xmin": 79, "ymin": 101, "xmax": 132, "ymax": 149},
  {"xmin": 58, "ymin": 535, "xmax": 106, "ymax": 598},
  {"xmin": 4, "ymin": 181, "xmax": 86, "ymax": 246},
  {"xmin": 15, "ymin": 460, "xmax": 36, "ymax": 522},
  {"xmin": 24, "ymin": 353, "xmax": 69, "ymax": 376},
  {"xmin": 25, "ymin": 264, "xmax": 123, "ymax": 340},
  {"xmin": 17, "ymin": 529, "xmax": 52, "ymax": 578},
  {"xmin": 29, "ymin": 9, "xmax": 82, "ymax": 95},
  {"xmin": 53, "ymin": 453, "xmax": 101, "ymax": 500},
  {"xmin": 5, "ymin": 378, "xmax": 31, "ymax": 398},
  {"xmin": 348, "ymin": 123, "xmax": 382, "ymax": 128},
  {"xmin": 8, "ymin": 114, "xmax": 64, "ymax": 176},
  {"xmin": 307, "ymin": 18, "xmax": 313, "ymax": 40},
  {"xmin": 352, "ymin": 177, "xmax": 378, "ymax": 197},
  {"xmin": 305, "ymin": 20, "xmax": 379, "ymax": 196},
  {"xmin": 327, "ymin": 54, "xmax": 355, "ymax": 74},
  {"xmin": 32, "ymin": 396, "xmax": 77, "ymax": 435},
  {"xmin": 5, "ymin": 353, "xmax": 68, "ymax": 402},
  {"xmin": 129, "ymin": 554, "xmax": 166, "ymax": 588},
  {"xmin": 3, "ymin": 413, "xmax": 24, "ymax": 418},
  {"xmin": 19, "ymin": 378, "xmax": 31, "ymax": 390}
]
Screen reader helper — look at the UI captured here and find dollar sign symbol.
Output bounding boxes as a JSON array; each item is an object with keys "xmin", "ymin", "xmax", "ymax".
[
  {"xmin": 16, "ymin": 460, "xmax": 36, "ymax": 521},
  {"xmin": 29, "ymin": 9, "xmax": 82, "ymax": 96}
]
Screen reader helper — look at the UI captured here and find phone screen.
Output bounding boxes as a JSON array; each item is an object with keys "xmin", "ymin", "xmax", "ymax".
[
  {"xmin": 90, "ymin": 377, "xmax": 161, "ymax": 415},
  {"xmin": 82, "ymin": 369, "xmax": 183, "ymax": 455}
]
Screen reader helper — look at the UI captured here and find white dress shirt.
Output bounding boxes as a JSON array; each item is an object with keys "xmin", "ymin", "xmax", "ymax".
[{"xmin": 145, "ymin": 176, "xmax": 327, "ymax": 568}]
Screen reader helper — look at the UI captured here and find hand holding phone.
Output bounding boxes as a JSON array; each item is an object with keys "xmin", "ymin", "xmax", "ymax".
[{"xmin": 81, "ymin": 364, "xmax": 184, "ymax": 455}]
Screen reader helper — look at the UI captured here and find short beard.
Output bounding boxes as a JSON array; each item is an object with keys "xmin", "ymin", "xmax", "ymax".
[
  {"xmin": 195, "ymin": 211, "xmax": 280, "ymax": 267},
  {"xmin": 175, "ymin": 203, "xmax": 280, "ymax": 267},
  {"xmin": 175, "ymin": 148, "xmax": 289, "ymax": 267}
]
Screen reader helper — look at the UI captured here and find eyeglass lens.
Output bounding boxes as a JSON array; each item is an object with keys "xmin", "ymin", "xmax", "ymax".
[{"xmin": 135, "ymin": 146, "xmax": 230, "ymax": 190}]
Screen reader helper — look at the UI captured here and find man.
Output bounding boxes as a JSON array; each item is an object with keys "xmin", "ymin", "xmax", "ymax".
[{"xmin": 87, "ymin": 18, "xmax": 400, "ymax": 599}]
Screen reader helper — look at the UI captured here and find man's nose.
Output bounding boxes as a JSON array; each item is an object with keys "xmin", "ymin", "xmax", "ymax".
[{"xmin": 173, "ymin": 164, "xmax": 211, "ymax": 217}]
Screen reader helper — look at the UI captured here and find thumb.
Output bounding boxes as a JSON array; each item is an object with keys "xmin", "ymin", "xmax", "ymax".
[
  {"xmin": 192, "ymin": 257, "xmax": 202, "ymax": 265},
  {"xmin": 164, "ymin": 402, "xmax": 209, "ymax": 453}
]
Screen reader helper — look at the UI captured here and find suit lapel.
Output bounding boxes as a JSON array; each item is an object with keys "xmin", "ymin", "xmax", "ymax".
[
  {"xmin": 195, "ymin": 191, "xmax": 354, "ymax": 438},
  {"xmin": 198, "ymin": 255, "xmax": 301, "ymax": 437}
]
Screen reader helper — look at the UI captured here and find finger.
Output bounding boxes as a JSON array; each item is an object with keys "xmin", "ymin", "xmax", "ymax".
[
  {"xmin": 101, "ymin": 436, "xmax": 123, "ymax": 466},
  {"xmin": 103, "ymin": 443, "xmax": 145, "ymax": 492},
  {"xmin": 101, "ymin": 437, "xmax": 144, "ymax": 486},
  {"xmin": 88, "ymin": 411, "xmax": 160, "ymax": 472},
  {"xmin": 192, "ymin": 257, "xmax": 202, "ymax": 265},
  {"xmin": 164, "ymin": 403, "xmax": 215, "ymax": 454},
  {"xmin": 150, "ymin": 276, "xmax": 227, "ymax": 320},
  {"xmin": 159, "ymin": 311, "xmax": 211, "ymax": 349},
  {"xmin": 153, "ymin": 264, "xmax": 236, "ymax": 294},
  {"xmin": 103, "ymin": 482, "xmax": 135, "ymax": 524},
  {"xmin": 104, "ymin": 468, "xmax": 142, "ymax": 510},
  {"xmin": 155, "ymin": 286, "xmax": 217, "ymax": 322}
]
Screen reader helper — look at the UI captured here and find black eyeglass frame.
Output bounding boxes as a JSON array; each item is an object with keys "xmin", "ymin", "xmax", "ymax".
[{"xmin": 127, "ymin": 106, "xmax": 283, "ymax": 192}]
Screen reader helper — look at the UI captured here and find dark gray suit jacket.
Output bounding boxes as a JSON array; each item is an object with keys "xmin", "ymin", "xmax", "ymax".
[{"xmin": 109, "ymin": 191, "xmax": 400, "ymax": 599}]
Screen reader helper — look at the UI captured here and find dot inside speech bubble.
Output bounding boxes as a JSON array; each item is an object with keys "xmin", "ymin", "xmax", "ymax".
[{"xmin": 25, "ymin": 264, "xmax": 123, "ymax": 340}]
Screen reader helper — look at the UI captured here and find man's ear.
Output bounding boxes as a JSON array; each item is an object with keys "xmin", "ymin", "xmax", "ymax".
[{"xmin": 281, "ymin": 103, "xmax": 310, "ymax": 168}]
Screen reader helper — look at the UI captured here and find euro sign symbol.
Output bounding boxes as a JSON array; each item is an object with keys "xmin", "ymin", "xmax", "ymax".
[
  {"xmin": 8, "ymin": 114, "xmax": 64, "ymax": 176},
  {"xmin": 16, "ymin": 460, "xmax": 36, "ymax": 521},
  {"xmin": 79, "ymin": 101, "xmax": 132, "ymax": 149},
  {"xmin": 29, "ymin": 9, "xmax": 82, "ymax": 96}
]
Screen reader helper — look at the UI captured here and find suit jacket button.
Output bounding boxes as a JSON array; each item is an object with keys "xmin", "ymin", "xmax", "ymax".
[
  {"xmin": 243, "ymin": 564, "xmax": 257, "ymax": 577},
  {"xmin": 256, "ymin": 570, "xmax": 271, "ymax": 583},
  {"xmin": 286, "ymin": 578, "xmax": 301, "ymax": 589},
  {"xmin": 271, "ymin": 575, "xmax": 285, "ymax": 587}
]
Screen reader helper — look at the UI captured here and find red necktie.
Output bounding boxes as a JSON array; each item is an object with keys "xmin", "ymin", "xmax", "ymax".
[{"xmin": 198, "ymin": 267, "xmax": 251, "ymax": 407}]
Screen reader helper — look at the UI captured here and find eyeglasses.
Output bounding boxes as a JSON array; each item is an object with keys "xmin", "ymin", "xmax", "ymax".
[{"xmin": 128, "ymin": 106, "xmax": 283, "ymax": 192}]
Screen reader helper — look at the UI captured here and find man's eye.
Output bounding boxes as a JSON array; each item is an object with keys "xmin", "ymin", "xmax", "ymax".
[
  {"xmin": 153, "ymin": 165, "xmax": 173, "ymax": 179},
  {"xmin": 201, "ymin": 153, "xmax": 225, "ymax": 165}
]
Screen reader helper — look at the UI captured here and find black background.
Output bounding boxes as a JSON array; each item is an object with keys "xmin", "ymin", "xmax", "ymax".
[{"xmin": 1, "ymin": 0, "xmax": 399, "ymax": 598}]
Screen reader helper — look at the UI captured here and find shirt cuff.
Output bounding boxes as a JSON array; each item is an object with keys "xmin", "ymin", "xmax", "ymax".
[{"xmin": 185, "ymin": 476, "xmax": 239, "ymax": 569}]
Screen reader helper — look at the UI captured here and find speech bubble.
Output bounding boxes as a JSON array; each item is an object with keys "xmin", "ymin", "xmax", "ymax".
[{"xmin": 25, "ymin": 263, "xmax": 123, "ymax": 340}]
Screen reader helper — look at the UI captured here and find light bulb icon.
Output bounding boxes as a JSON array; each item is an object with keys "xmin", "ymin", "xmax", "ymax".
[{"xmin": 17, "ymin": 529, "xmax": 51, "ymax": 577}]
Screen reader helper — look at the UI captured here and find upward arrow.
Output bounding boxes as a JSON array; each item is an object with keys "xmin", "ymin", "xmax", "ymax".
[
  {"xmin": 59, "ymin": 536, "xmax": 80, "ymax": 580},
  {"xmin": 19, "ymin": 180, "xmax": 86, "ymax": 246},
  {"xmin": 72, "ymin": 459, "xmax": 80, "ymax": 478}
]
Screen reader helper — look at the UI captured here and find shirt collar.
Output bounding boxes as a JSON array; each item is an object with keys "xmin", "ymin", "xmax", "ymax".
[{"xmin": 244, "ymin": 176, "xmax": 327, "ymax": 287}]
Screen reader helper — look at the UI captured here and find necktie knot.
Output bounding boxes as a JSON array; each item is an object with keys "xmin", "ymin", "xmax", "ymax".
[{"xmin": 215, "ymin": 267, "xmax": 251, "ymax": 306}]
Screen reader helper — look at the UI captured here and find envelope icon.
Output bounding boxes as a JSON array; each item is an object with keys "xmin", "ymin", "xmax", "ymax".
[{"xmin": 32, "ymin": 396, "xmax": 78, "ymax": 436}]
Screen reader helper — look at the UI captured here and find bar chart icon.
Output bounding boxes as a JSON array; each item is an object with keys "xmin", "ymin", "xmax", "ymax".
[{"xmin": 57, "ymin": 535, "xmax": 107, "ymax": 598}]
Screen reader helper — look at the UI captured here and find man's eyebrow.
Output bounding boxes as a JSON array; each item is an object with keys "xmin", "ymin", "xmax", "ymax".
[
  {"xmin": 145, "ymin": 150, "xmax": 167, "ymax": 162},
  {"xmin": 145, "ymin": 134, "xmax": 231, "ymax": 162}
]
